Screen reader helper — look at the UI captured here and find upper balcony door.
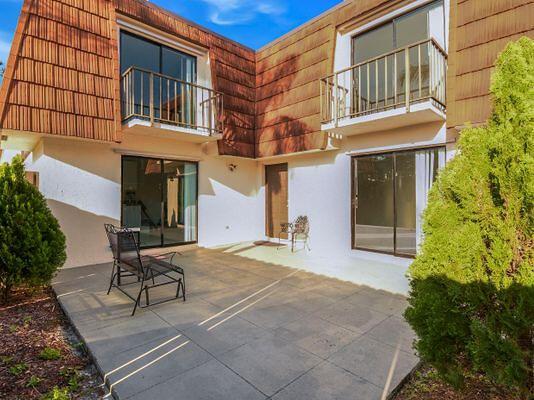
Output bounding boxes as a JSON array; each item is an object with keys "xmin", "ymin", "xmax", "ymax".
[
  {"xmin": 320, "ymin": 1, "xmax": 447, "ymax": 134},
  {"xmin": 120, "ymin": 31, "xmax": 197, "ymax": 125},
  {"xmin": 351, "ymin": 1, "xmax": 445, "ymax": 114},
  {"xmin": 119, "ymin": 31, "xmax": 226, "ymax": 136}
]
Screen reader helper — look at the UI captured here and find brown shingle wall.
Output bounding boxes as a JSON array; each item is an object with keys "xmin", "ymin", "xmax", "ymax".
[
  {"xmin": 447, "ymin": 0, "xmax": 534, "ymax": 129},
  {"xmin": 115, "ymin": 0, "xmax": 256, "ymax": 158},
  {"xmin": 253, "ymin": 0, "xmax": 407, "ymax": 158},
  {"xmin": 0, "ymin": 0, "xmax": 120, "ymax": 142}
]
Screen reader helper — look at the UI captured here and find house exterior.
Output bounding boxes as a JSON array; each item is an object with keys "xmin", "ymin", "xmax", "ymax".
[{"xmin": 0, "ymin": 0, "xmax": 532, "ymax": 271}]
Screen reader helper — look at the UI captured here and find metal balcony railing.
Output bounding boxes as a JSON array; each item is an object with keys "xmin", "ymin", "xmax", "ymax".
[
  {"xmin": 121, "ymin": 66, "xmax": 224, "ymax": 136},
  {"xmin": 320, "ymin": 38, "xmax": 447, "ymax": 125}
]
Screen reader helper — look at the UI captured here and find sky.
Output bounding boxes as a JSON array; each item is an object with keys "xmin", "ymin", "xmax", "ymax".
[{"xmin": 0, "ymin": 0, "xmax": 342, "ymax": 64}]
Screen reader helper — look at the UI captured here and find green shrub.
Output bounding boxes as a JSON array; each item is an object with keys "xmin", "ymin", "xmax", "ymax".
[
  {"xmin": 0, "ymin": 155, "xmax": 66, "ymax": 302},
  {"xmin": 41, "ymin": 386, "xmax": 69, "ymax": 400},
  {"xmin": 39, "ymin": 347, "xmax": 62, "ymax": 361},
  {"xmin": 405, "ymin": 36, "xmax": 533, "ymax": 395},
  {"xmin": 9, "ymin": 362, "xmax": 28, "ymax": 376}
]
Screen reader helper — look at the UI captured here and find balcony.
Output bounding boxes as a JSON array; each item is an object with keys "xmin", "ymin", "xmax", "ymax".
[
  {"xmin": 320, "ymin": 39, "xmax": 447, "ymax": 136},
  {"xmin": 121, "ymin": 67, "xmax": 224, "ymax": 142}
]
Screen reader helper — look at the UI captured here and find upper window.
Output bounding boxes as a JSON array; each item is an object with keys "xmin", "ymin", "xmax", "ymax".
[
  {"xmin": 352, "ymin": 1, "xmax": 444, "ymax": 65},
  {"xmin": 120, "ymin": 31, "xmax": 197, "ymax": 83}
]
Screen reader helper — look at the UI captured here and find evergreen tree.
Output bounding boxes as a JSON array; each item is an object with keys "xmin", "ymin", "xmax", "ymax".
[
  {"xmin": 405, "ymin": 37, "xmax": 533, "ymax": 394},
  {"xmin": 0, "ymin": 156, "xmax": 66, "ymax": 301}
]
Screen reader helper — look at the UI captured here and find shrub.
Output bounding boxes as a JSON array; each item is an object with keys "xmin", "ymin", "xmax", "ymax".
[
  {"xmin": 405, "ymin": 36, "xmax": 533, "ymax": 394},
  {"xmin": 39, "ymin": 347, "xmax": 62, "ymax": 361},
  {"xmin": 0, "ymin": 156, "xmax": 66, "ymax": 302}
]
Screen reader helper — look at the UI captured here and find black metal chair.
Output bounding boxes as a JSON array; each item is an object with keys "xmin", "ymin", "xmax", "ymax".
[
  {"xmin": 292, "ymin": 215, "xmax": 310, "ymax": 252},
  {"xmin": 278, "ymin": 215, "xmax": 310, "ymax": 252},
  {"xmin": 104, "ymin": 224, "xmax": 185, "ymax": 316}
]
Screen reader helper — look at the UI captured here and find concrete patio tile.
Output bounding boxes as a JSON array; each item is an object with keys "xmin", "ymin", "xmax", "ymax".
[
  {"xmin": 328, "ymin": 335, "xmax": 419, "ymax": 392},
  {"xmin": 105, "ymin": 337, "xmax": 213, "ymax": 399},
  {"xmin": 81, "ymin": 311, "xmax": 177, "ymax": 360},
  {"xmin": 58, "ymin": 289, "xmax": 135, "ymax": 330},
  {"xmin": 273, "ymin": 314, "xmax": 361, "ymax": 359},
  {"xmin": 345, "ymin": 287, "xmax": 409, "ymax": 316},
  {"xmin": 218, "ymin": 333, "xmax": 322, "ymax": 396},
  {"xmin": 310, "ymin": 280, "xmax": 364, "ymax": 300},
  {"xmin": 177, "ymin": 274, "xmax": 230, "ymax": 299},
  {"xmin": 184, "ymin": 316, "xmax": 268, "ymax": 356},
  {"xmin": 128, "ymin": 359, "xmax": 266, "ymax": 400},
  {"xmin": 366, "ymin": 315, "xmax": 417, "ymax": 354},
  {"xmin": 271, "ymin": 361, "xmax": 382, "ymax": 400},
  {"xmin": 52, "ymin": 263, "xmax": 110, "ymax": 284},
  {"xmin": 281, "ymin": 271, "xmax": 325, "ymax": 289},
  {"xmin": 151, "ymin": 297, "xmax": 223, "ymax": 332},
  {"xmin": 280, "ymin": 285, "xmax": 338, "ymax": 314},
  {"xmin": 198, "ymin": 281, "xmax": 278, "ymax": 309},
  {"xmin": 314, "ymin": 301, "xmax": 389, "ymax": 334},
  {"xmin": 237, "ymin": 292, "xmax": 306, "ymax": 330}
]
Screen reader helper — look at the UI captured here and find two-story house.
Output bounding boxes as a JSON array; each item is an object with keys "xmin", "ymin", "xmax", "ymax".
[{"xmin": 0, "ymin": 0, "xmax": 532, "ymax": 275}]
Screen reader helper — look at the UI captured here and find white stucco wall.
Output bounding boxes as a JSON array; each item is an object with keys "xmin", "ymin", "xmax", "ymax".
[
  {"xmin": 25, "ymin": 135, "xmax": 264, "ymax": 268},
  {"xmin": 262, "ymin": 121, "xmax": 449, "ymax": 256}
]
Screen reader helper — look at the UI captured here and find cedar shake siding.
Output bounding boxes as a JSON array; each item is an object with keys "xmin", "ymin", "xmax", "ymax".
[
  {"xmin": 1, "ymin": 0, "xmax": 533, "ymax": 158},
  {"xmin": 0, "ymin": 0, "xmax": 257, "ymax": 157},
  {"xmin": 114, "ymin": 0, "xmax": 256, "ymax": 158},
  {"xmin": 447, "ymin": 0, "xmax": 534, "ymax": 131},
  {"xmin": 254, "ymin": 0, "xmax": 417, "ymax": 158},
  {"xmin": 0, "ymin": 0, "xmax": 120, "ymax": 142}
]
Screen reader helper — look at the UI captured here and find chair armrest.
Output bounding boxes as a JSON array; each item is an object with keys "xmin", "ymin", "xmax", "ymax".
[{"xmin": 142, "ymin": 251, "xmax": 181, "ymax": 265}]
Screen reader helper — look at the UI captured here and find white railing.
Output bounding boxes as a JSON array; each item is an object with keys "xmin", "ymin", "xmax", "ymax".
[
  {"xmin": 121, "ymin": 66, "xmax": 224, "ymax": 136},
  {"xmin": 320, "ymin": 38, "xmax": 447, "ymax": 125}
]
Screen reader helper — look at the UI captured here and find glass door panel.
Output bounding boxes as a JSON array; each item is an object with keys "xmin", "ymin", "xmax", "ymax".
[
  {"xmin": 352, "ymin": 147, "xmax": 445, "ymax": 256},
  {"xmin": 354, "ymin": 154, "xmax": 395, "ymax": 253},
  {"xmin": 122, "ymin": 156, "xmax": 162, "ymax": 247},
  {"xmin": 395, "ymin": 152, "xmax": 417, "ymax": 255},
  {"xmin": 122, "ymin": 156, "xmax": 198, "ymax": 248},
  {"xmin": 162, "ymin": 161, "xmax": 198, "ymax": 246}
]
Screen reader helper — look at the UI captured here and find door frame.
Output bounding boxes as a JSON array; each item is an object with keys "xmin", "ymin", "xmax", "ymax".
[
  {"xmin": 120, "ymin": 154, "xmax": 199, "ymax": 249},
  {"xmin": 351, "ymin": 145, "xmax": 445, "ymax": 258},
  {"xmin": 264, "ymin": 163, "xmax": 289, "ymax": 239}
]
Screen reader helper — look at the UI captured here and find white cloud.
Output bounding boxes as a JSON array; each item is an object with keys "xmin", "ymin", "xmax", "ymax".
[{"xmin": 199, "ymin": 0, "xmax": 286, "ymax": 26}]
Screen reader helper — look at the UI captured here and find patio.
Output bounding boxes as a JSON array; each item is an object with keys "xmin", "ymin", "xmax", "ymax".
[{"xmin": 52, "ymin": 244, "xmax": 418, "ymax": 400}]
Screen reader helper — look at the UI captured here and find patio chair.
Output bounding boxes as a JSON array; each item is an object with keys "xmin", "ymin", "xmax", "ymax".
[
  {"xmin": 278, "ymin": 215, "xmax": 310, "ymax": 252},
  {"xmin": 104, "ymin": 224, "xmax": 185, "ymax": 316}
]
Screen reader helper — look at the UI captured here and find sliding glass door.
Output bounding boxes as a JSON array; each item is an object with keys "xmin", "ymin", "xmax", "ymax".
[
  {"xmin": 352, "ymin": 147, "xmax": 445, "ymax": 256},
  {"xmin": 121, "ymin": 156, "xmax": 198, "ymax": 248}
]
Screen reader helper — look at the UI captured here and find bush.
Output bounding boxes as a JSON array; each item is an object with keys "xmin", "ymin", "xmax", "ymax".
[
  {"xmin": 405, "ymin": 36, "xmax": 533, "ymax": 395},
  {"xmin": 0, "ymin": 156, "xmax": 66, "ymax": 301}
]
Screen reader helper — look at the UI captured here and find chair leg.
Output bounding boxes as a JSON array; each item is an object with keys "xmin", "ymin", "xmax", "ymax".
[
  {"xmin": 180, "ymin": 275, "xmax": 186, "ymax": 301},
  {"xmin": 132, "ymin": 274, "xmax": 146, "ymax": 316},
  {"xmin": 107, "ymin": 261, "xmax": 117, "ymax": 295},
  {"xmin": 145, "ymin": 286, "xmax": 150, "ymax": 306}
]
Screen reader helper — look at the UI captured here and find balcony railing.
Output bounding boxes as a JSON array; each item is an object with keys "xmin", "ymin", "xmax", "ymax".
[
  {"xmin": 320, "ymin": 38, "xmax": 447, "ymax": 125},
  {"xmin": 121, "ymin": 66, "xmax": 224, "ymax": 136}
]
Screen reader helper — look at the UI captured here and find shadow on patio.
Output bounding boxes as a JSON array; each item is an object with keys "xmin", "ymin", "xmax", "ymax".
[{"xmin": 53, "ymin": 246, "xmax": 417, "ymax": 400}]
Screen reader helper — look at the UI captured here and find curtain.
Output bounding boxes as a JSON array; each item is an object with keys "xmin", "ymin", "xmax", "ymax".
[
  {"xmin": 183, "ymin": 163, "xmax": 197, "ymax": 242},
  {"xmin": 167, "ymin": 177, "xmax": 179, "ymax": 227},
  {"xmin": 415, "ymin": 148, "xmax": 445, "ymax": 250}
]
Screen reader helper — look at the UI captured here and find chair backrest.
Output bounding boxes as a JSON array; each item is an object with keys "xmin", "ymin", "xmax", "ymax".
[
  {"xmin": 104, "ymin": 224, "xmax": 143, "ymax": 275},
  {"xmin": 104, "ymin": 224, "xmax": 120, "ymax": 260},
  {"xmin": 293, "ymin": 215, "xmax": 309, "ymax": 235},
  {"xmin": 117, "ymin": 228, "xmax": 144, "ymax": 274}
]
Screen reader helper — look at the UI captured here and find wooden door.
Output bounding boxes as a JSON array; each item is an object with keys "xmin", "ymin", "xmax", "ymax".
[{"xmin": 265, "ymin": 163, "xmax": 288, "ymax": 238}]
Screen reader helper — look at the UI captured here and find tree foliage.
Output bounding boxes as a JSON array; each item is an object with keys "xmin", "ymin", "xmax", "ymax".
[
  {"xmin": 405, "ymin": 36, "xmax": 533, "ymax": 394},
  {"xmin": 0, "ymin": 156, "xmax": 66, "ymax": 301}
]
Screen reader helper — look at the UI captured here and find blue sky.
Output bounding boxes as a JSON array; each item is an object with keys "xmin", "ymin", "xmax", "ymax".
[{"xmin": 0, "ymin": 0, "xmax": 341, "ymax": 64}]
